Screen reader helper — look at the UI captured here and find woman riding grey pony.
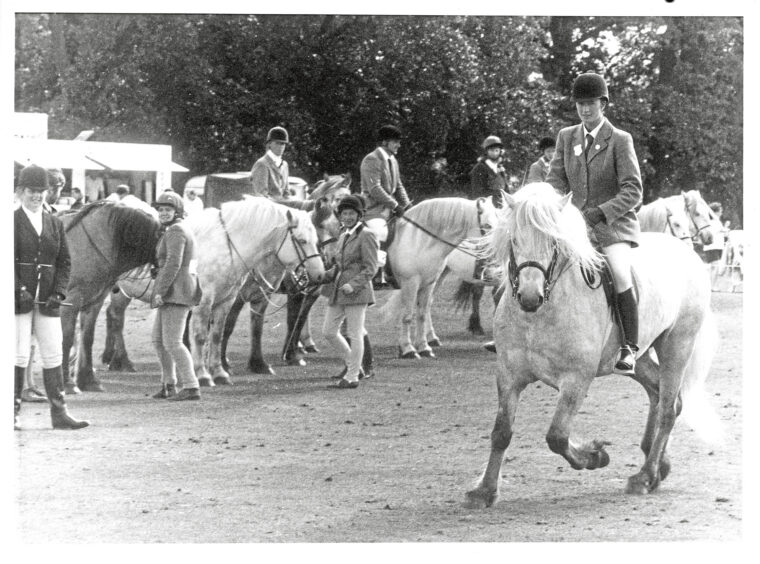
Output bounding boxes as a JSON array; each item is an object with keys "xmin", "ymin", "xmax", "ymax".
[{"xmin": 546, "ymin": 72, "xmax": 643, "ymax": 374}]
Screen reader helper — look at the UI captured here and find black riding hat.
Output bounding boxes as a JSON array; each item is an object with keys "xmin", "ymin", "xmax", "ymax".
[
  {"xmin": 538, "ymin": 136, "xmax": 556, "ymax": 152},
  {"xmin": 572, "ymin": 72, "xmax": 609, "ymax": 102},
  {"xmin": 17, "ymin": 164, "xmax": 49, "ymax": 191},
  {"xmin": 378, "ymin": 124, "xmax": 402, "ymax": 142},
  {"xmin": 336, "ymin": 194, "xmax": 366, "ymax": 217}
]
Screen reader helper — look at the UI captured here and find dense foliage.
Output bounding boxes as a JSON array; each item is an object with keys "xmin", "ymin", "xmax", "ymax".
[{"xmin": 15, "ymin": 14, "xmax": 743, "ymax": 225}]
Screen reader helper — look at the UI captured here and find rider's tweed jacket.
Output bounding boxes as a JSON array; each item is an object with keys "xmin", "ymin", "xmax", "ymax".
[
  {"xmin": 546, "ymin": 118, "xmax": 643, "ymax": 247},
  {"xmin": 152, "ymin": 220, "xmax": 201, "ymax": 307},
  {"xmin": 250, "ymin": 153, "xmax": 313, "ymax": 211},
  {"xmin": 360, "ymin": 147, "xmax": 411, "ymax": 220},
  {"xmin": 14, "ymin": 207, "xmax": 70, "ymax": 317},
  {"xmin": 322, "ymin": 223, "xmax": 379, "ymax": 306}
]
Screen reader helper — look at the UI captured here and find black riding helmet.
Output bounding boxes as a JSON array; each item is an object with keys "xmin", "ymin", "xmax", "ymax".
[{"xmin": 335, "ymin": 194, "xmax": 366, "ymax": 218}]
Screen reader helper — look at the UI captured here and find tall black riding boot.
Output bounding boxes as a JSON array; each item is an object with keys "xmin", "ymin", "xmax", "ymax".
[
  {"xmin": 14, "ymin": 366, "xmax": 25, "ymax": 430},
  {"xmin": 614, "ymin": 288, "xmax": 639, "ymax": 375},
  {"xmin": 361, "ymin": 334, "xmax": 374, "ymax": 379},
  {"xmin": 42, "ymin": 366, "xmax": 90, "ymax": 430}
]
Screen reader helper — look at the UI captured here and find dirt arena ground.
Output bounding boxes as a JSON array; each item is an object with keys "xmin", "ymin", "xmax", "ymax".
[{"xmin": 14, "ymin": 276, "xmax": 744, "ymax": 544}]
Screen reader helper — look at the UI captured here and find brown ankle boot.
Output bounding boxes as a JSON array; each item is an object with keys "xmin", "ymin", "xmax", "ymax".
[{"xmin": 42, "ymin": 367, "xmax": 90, "ymax": 430}]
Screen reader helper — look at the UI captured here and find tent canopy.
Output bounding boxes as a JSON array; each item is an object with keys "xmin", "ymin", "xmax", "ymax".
[{"xmin": 13, "ymin": 139, "xmax": 188, "ymax": 173}]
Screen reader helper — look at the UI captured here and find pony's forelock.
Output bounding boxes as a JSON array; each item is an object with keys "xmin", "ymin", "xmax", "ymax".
[{"xmin": 487, "ymin": 183, "xmax": 602, "ymax": 273}]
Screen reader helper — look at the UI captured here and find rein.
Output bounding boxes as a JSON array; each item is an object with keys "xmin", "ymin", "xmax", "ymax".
[{"xmin": 398, "ymin": 198, "xmax": 489, "ymax": 258}]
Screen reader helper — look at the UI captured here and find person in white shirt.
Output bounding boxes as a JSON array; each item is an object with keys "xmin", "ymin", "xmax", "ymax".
[{"xmin": 183, "ymin": 189, "xmax": 204, "ymax": 215}]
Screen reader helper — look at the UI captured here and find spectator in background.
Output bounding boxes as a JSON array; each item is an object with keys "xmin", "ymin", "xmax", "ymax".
[
  {"xmin": 105, "ymin": 184, "xmax": 131, "ymax": 202},
  {"xmin": 469, "ymin": 135, "xmax": 508, "ymax": 207},
  {"xmin": 525, "ymin": 136, "xmax": 556, "ymax": 184},
  {"xmin": 44, "ymin": 168, "xmax": 66, "ymax": 212},
  {"xmin": 70, "ymin": 188, "xmax": 84, "ymax": 210},
  {"xmin": 183, "ymin": 188, "xmax": 204, "ymax": 216},
  {"xmin": 85, "ymin": 172, "xmax": 105, "ymax": 202}
]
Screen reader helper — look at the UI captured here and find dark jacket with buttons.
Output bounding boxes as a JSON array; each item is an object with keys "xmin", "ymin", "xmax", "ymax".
[{"xmin": 14, "ymin": 207, "xmax": 71, "ymax": 316}]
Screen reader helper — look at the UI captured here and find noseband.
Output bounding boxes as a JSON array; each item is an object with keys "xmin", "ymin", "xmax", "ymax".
[
  {"xmin": 508, "ymin": 244, "xmax": 562, "ymax": 302},
  {"xmin": 274, "ymin": 224, "xmax": 323, "ymax": 293}
]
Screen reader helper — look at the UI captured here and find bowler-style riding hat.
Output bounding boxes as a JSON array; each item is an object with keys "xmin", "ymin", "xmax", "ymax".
[
  {"xmin": 17, "ymin": 164, "xmax": 50, "ymax": 191},
  {"xmin": 336, "ymin": 194, "xmax": 366, "ymax": 217},
  {"xmin": 482, "ymin": 135, "xmax": 504, "ymax": 150},
  {"xmin": 378, "ymin": 125, "xmax": 402, "ymax": 142},
  {"xmin": 572, "ymin": 72, "xmax": 609, "ymax": 102},
  {"xmin": 266, "ymin": 126, "xmax": 290, "ymax": 144},
  {"xmin": 538, "ymin": 136, "xmax": 556, "ymax": 152}
]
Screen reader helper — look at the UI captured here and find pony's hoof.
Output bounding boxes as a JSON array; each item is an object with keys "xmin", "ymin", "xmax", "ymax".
[
  {"xmin": 418, "ymin": 349, "xmax": 435, "ymax": 358},
  {"xmin": 79, "ymin": 381, "xmax": 105, "ymax": 393},
  {"xmin": 64, "ymin": 383, "xmax": 81, "ymax": 395},
  {"xmin": 287, "ymin": 357, "xmax": 307, "ymax": 367},
  {"xmin": 198, "ymin": 377, "xmax": 215, "ymax": 388},
  {"xmin": 469, "ymin": 326, "xmax": 485, "ymax": 336},
  {"xmin": 248, "ymin": 361, "xmax": 275, "ymax": 376},
  {"xmin": 625, "ymin": 472, "xmax": 658, "ymax": 495},
  {"xmin": 304, "ymin": 345, "xmax": 319, "ymax": 354},
  {"xmin": 213, "ymin": 375, "xmax": 233, "ymax": 386},
  {"xmin": 428, "ymin": 338, "xmax": 442, "ymax": 348},
  {"xmin": 463, "ymin": 488, "xmax": 497, "ymax": 509},
  {"xmin": 398, "ymin": 350, "xmax": 420, "ymax": 360}
]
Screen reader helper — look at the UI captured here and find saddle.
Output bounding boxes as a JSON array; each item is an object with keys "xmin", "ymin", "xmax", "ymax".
[{"xmin": 580, "ymin": 248, "xmax": 639, "ymax": 342}]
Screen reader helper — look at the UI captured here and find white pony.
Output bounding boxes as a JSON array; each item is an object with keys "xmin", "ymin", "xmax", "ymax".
[
  {"xmin": 465, "ymin": 184, "xmax": 719, "ymax": 507},
  {"xmin": 111, "ymin": 197, "xmax": 325, "ymax": 386},
  {"xmin": 638, "ymin": 194, "xmax": 694, "ymax": 247},
  {"xmin": 379, "ymin": 196, "xmax": 498, "ymax": 358}
]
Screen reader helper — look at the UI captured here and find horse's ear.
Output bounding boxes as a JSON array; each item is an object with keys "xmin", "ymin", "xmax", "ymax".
[
  {"xmin": 344, "ymin": 172, "xmax": 351, "ymax": 182},
  {"xmin": 559, "ymin": 192, "xmax": 573, "ymax": 210},
  {"xmin": 286, "ymin": 209, "xmax": 296, "ymax": 226},
  {"xmin": 502, "ymin": 190, "xmax": 516, "ymax": 210},
  {"xmin": 323, "ymin": 172, "xmax": 330, "ymax": 181}
]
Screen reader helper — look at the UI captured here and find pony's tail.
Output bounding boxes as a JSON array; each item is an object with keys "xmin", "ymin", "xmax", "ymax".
[
  {"xmin": 679, "ymin": 310, "xmax": 724, "ymax": 445},
  {"xmin": 377, "ymin": 290, "xmax": 403, "ymax": 323},
  {"xmin": 453, "ymin": 281, "xmax": 478, "ymax": 313}
]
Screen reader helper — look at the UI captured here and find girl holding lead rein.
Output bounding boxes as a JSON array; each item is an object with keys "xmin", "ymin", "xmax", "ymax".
[
  {"xmin": 321, "ymin": 194, "xmax": 379, "ymax": 389},
  {"xmin": 151, "ymin": 190, "xmax": 203, "ymax": 400},
  {"xmin": 546, "ymin": 72, "xmax": 643, "ymax": 374}
]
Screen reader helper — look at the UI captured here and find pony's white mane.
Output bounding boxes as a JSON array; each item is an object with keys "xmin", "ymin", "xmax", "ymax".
[
  {"xmin": 186, "ymin": 196, "xmax": 317, "ymax": 248},
  {"xmin": 406, "ymin": 197, "xmax": 482, "ymax": 241},
  {"xmin": 487, "ymin": 183, "xmax": 603, "ymax": 273}
]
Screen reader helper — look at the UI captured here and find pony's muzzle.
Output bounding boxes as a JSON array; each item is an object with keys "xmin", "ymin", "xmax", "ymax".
[{"xmin": 517, "ymin": 292, "xmax": 544, "ymax": 312}]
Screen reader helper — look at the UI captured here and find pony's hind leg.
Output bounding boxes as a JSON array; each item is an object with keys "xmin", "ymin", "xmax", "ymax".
[
  {"xmin": 468, "ymin": 284, "xmax": 485, "ymax": 336},
  {"xmin": 103, "ymin": 290, "xmax": 136, "ymax": 372},
  {"xmin": 628, "ymin": 350, "xmax": 672, "ymax": 484},
  {"xmin": 626, "ymin": 335, "xmax": 696, "ymax": 494},
  {"xmin": 465, "ymin": 374, "xmax": 529, "ymax": 509},
  {"xmin": 546, "ymin": 373, "xmax": 611, "ymax": 471}
]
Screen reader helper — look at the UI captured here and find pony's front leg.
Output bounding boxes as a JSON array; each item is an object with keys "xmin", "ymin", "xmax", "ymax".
[
  {"xmin": 60, "ymin": 305, "xmax": 81, "ymax": 394},
  {"xmin": 77, "ymin": 299, "xmax": 106, "ymax": 391},
  {"xmin": 465, "ymin": 370, "xmax": 529, "ymax": 508},
  {"xmin": 220, "ymin": 292, "xmax": 245, "ymax": 374},
  {"xmin": 103, "ymin": 290, "xmax": 136, "ymax": 372},
  {"xmin": 397, "ymin": 280, "xmax": 420, "ymax": 359},
  {"xmin": 207, "ymin": 298, "xmax": 235, "ymax": 385},
  {"xmin": 247, "ymin": 292, "xmax": 274, "ymax": 375},
  {"xmin": 190, "ymin": 299, "xmax": 214, "ymax": 386},
  {"xmin": 414, "ymin": 281, "xmax": 437, "ymax": 357},
  {"xmin": 546, "ymin": 373, "xmax": 611, "ymax": 470}
]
